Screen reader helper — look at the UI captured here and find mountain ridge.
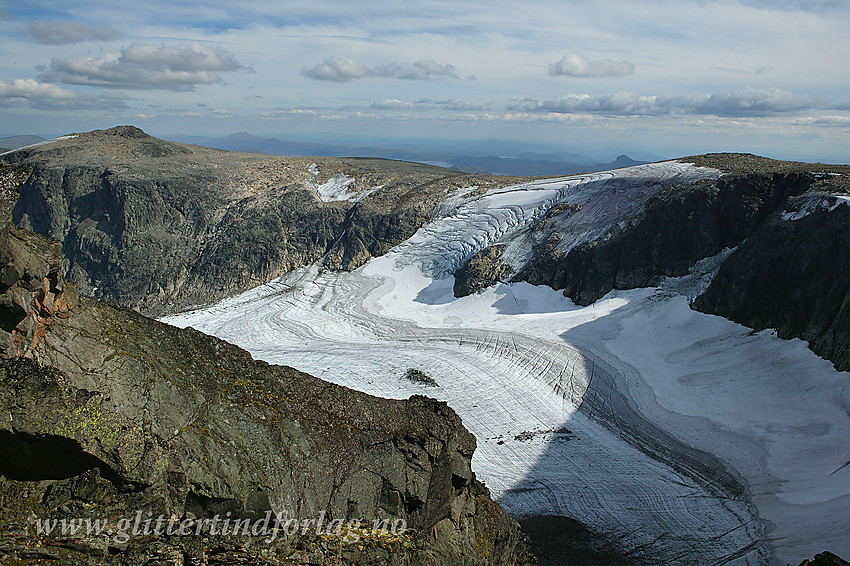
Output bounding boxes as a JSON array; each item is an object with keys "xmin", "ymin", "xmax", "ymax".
[
  {"xmin": 2, "ymin": 127, "xmax": 849, "ymax": 564},
  {"xmin": 4, "ymin": 129, "xmax": 849, "ymax": 370}
]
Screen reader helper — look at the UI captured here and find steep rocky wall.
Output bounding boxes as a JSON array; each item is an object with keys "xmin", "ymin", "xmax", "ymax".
[
  {"xmin": 515, "ymin": 170, "xmax": 818, "ymax": 305},
  {"xmin": 695, "ymin": 204, "xmax": 850, "ymax": 371},
  {"xmin": 0, "ymin": 219, "xmax": 533, "ymax": 565},
  {"xmin": 466, "ymin": 154, "xmax": 850, "ymax": 372},
  {"xmin": 454, "ymin": 245, "xmax": 510, "ymax": 297}
]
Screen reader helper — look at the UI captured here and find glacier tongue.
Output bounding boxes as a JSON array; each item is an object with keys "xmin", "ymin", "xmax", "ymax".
[{"xmin": 164, "ymin": 161, "xmax": 850, "ymax": 566}]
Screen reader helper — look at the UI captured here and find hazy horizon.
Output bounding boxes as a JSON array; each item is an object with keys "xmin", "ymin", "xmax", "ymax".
[{"xmin": 2, "ymin": 1, "xmax": 849, "ymax": 164}]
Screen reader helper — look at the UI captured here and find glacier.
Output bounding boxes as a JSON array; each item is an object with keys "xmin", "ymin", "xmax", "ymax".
[{"xmin": 165, "ymin": 161, "xmax": 850, "ymax": 565}]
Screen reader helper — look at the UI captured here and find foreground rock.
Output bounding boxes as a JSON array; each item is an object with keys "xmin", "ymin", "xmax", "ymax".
[
  {"xmin": 0, "ymin": 196, "xmax": 533, "ymax": 563},
  {"xmin": 799, "ymin": 552, "xmax": 850, "ymax": 566},
  {"xmin": 1, "ymin": 126, "xmax": 518, "ymax": 318}
]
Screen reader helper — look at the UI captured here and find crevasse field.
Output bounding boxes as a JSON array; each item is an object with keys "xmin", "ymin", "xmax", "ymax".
[{"xmin": 165, "ymin": 162, "xmax": 850, "ymax": 565}]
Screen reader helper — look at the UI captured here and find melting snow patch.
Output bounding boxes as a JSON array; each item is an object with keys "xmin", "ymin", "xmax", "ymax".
[
  {"xmin": 312, "ymin": 174, "xmax": 356, "ymax": 202},
  {"xmin": 659, "ymin": 246, "xmax": 737, "ymax": 302},
  {"xmin": 0, "ymin": 135, "xmax": 78, "ymax": 156},
  {"xmin": 782, "ymin": 192, "xmax": 850, "ymax": 221},
  {"xmin": 354, "ymin": 185, "xmax": 383, "ymax": 203},
  {"xmin": 307, "ymin": 164, "xmax": 379, "ymax": 202}
]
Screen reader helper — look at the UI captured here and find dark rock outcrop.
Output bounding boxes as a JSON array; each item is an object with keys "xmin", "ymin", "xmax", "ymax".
[
  {"xmin": 516, "ymin": 169, "xmax": 821, "ymax": 306},
  {"xmin": 454, "ymin": 244, "xmax": 511, "ymax": 297},
  {"xmin": 799, "ymin": 552, "xmax": 850, "ymax": 566},
  {"xmin": 694, "ymin": 203, "xmax": 850, "ymax": 371},
  {"xmin": 0, "ymin": 171, "xmax": 534, "ymax": 565},
  {"xmin": 1, "ymin": 126, "xmax": 514, "ymax": 317},
  {"xmin": 519, "ymin": 515, "xmax": 629, "ymax": 566},
  {"xmin": 506, "ymin": 154, "xmax": 850, "ymax": 371}
]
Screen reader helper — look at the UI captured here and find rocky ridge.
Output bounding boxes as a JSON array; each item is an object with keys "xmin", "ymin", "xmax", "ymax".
[
  {"xmin": 1, "ymin": 126, "xmax": 521, "ymax": 318},
  {"xmin": 0, "ymin": 165, "xmax": 534, "ymax": 564}
]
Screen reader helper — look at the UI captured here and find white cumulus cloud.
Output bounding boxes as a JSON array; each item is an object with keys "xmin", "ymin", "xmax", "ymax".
[
  {"xmin": 300, "ymin": 57, "xmax": 371, "ymax": 82},
  {"xmin": 39, "ymin": 43, "xmax": 245, "ymax": 91},
  {"xmin": 0, "ymin": 78, "xmax": 127, "ymax": 109},
  {"xmin": 371, "ymin": 60, "xmax": 457, "ymax": 80},
  {"xmin": 369, "ymin": 99, "xmax": 418, "ymax": 110},
  {"xmin": 508, "ymin": 88, "xmax": 836, "ymax": 117}
]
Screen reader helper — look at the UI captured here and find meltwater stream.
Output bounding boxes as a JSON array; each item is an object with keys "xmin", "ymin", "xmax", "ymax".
[{"xmin": 165, "ymin": 162, "xmax": 850, "ymax": 565}]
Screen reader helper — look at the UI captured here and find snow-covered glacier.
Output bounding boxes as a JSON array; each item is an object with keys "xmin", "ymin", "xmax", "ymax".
[{"xmin": 165, "ymin": 162, "xmax": 850, "ymax": 565}]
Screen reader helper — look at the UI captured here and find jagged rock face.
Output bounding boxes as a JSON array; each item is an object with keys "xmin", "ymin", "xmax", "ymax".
[
  {"xmin": 493, "ymin": 154, "xmax": 850, "ymax": 371},
  {"xmin": 799, "ymin": 552, "xmax": 850, "ymax": 566},
  {"xmin": 0, "ymin": 165, "xmax": 80, "ymax": 358},
  {"xmin": 454, "ymin": 244, "xmax": 511, "ymax": 297},
  {"xmin": 695, "ymin": 205, "xmax": 850, "ymax": 371},
  {"xmin": 516, "ymin": 170, "xmax": 819, "ymax": 306},
  {"xmin": 1, "ymin": 126, "xmax": 510, "ymax": 318},
  {"xmin": 0, "ymin": 224, "xmax": 79, "ymax": 356},
  {"xmin": 0, "ymin": 220, "xmax": 533, "ymax": 564}
]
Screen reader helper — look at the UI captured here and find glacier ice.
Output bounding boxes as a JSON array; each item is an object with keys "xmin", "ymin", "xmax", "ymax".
[{"xmin": 165, "ymin": 162, "xmax": 850, "ymax": 565}]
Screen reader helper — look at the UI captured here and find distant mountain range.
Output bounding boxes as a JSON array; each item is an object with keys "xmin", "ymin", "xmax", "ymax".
[
  {"xmin": 0, "ymin": 135, "xmax": 46, "ymax": 151},
  {"xmin": 165, "ymin": 132, "xmax": 655, "ymax": 176}
]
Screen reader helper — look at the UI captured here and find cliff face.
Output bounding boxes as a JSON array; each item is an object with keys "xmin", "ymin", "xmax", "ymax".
[
  {"xmin": 0, "ymin": 170, "xmax": 533, "ymax": 564},
  {"xmin": 453, "ymin": 245, "xmax": 511, "ymax": 298},
  {"xmin": 516, "ymin": 169, "xmax": 822, "ymax": 306},
  {"xmin": 1, "ymin": 126, "xmax": 513, "ymax": 318},
  {"xmin": 694, "ymin": 201, "xmax": 850, "ymax": 371}
]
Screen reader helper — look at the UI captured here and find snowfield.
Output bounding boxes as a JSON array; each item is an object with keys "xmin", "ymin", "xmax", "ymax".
[
  {"xmin": 165, "ymin": 162, "xmax": 850, "ymax": 565},
  {"xmin": 0, "ymin": 135, "xmax": 78, "ymax": 156},
  {"xmin": 781, "ymin": 191, "xmax": 850, "ymax": 221}
]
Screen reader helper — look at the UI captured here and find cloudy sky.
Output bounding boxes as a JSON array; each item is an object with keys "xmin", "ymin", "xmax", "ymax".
[{"xmin": 2, "ymin": 0, "xmax": 849, "ymax": 161}]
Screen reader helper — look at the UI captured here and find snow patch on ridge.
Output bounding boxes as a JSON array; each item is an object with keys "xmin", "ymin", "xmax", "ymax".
[
  {"xmin": 0, "ymin": 135, "xmax": 78, "ymax": 156},
  {"xmin": 307, "ymin": 164, "xmax": 382, "ymax": 203},
  {"xmin": 782, "ymin": 191, "xmax": 850, "ymax": 221},
  {"xmin": 312, "ymin": 173, "xmax": 356, "ymax": 202}
]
